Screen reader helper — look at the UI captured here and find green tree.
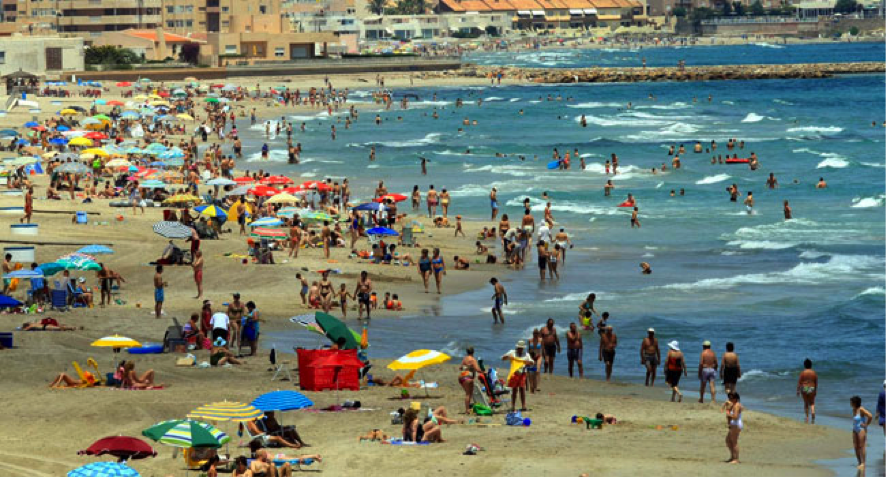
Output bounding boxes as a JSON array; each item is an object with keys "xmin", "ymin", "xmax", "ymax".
[
  {"xmin": 367, "ymin": 0, "xmax": 387, "ymax": 15},
  {"xmin": 733, "ymin": 1, "xmax": 745, "ymax": 15},
  {"xmin": 672, "ymin": 6, "xmax": 687, "ymax": 16},
  {"xmin": 834, "ymin": 0, "xmax": 858, "ymax": 12},
  {"xmin": 750, "ymin": 0, "xmax": 765, "ymax": 15},
  {"xmin": 84, "ymin": 46, "xmax": 141, "ymax": 66},
  {"xmin": 393, "ymin": 0, "xmax": 426, "ymax": 14},
  {"xmin": 849, "ymin": 25, "xmax": 860, "ymax": 35},
  {"xmin": 721, "ymin": 0, "xmax": 733, "ymax": 15}
]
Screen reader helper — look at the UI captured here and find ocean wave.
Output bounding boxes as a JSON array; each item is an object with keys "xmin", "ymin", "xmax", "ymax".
[
  {"xmin": 787, "ymin": 126, "xmax": 843, "ymax": 134},
  {"xmin": 773, "ymin": 99, "xmax": 794, "ymax": 106},
  {"xmin": 484, "ymin": 96, "xmax": 504, "ymax": 101},
  {"xmin": 299, "ymin": 157, "xmax": 343, "ymax": 164},
  {"xmin": 738, "ymin": 369, "xmax": 791, "ymax": 382},
  {"xmin": 504, "ymin": 196, "xmax": 620, "ymax": 216},
  {"xmin": 799, "ymin": 250, "xmax": 830, "ymax": 259},
  {"xmin": 854, "ymin": 286, "xmax": 885, "ymax": 299},
  {"xmin": 656, "ymin": 254, "xmax": 883, "ymax": 291},
  {"xmin": 509, "ymin": 98, "xmax": 521, "ymax": 102},
  {"xmin": 634, "ymin": 102, "xmax": 692, "ymax": 110},
  {"xmin": 245, "ymin": 149, "xmax": 289, "ymax": 162},
  {"xmin": 725, "ymin": 218, "xmax": 862, "ymax": 245},
  {"xmin": 740, "ymin": 113, "xmax": 779, "ymax": 123},
  {"xmin": 695, "ymin": 173, "xmax": 730, "ymax": 185},
  {"xmin": 751, "ymin": 42, "xmax": 785, "ymax": 49},
  {"xmin": 861, "ymin": 162, "xmax": 886, "ymax": 168},
  {"xmin": 365, "ymin": 132, "xmax": 441, "ymax": 148},
  {"xmin": 567, "ymin": 101, "xmax": 624, "ymax": 109},
  {"xmin": 726, "ymin": 240, "xmax": 797, "ymax": 250},
  {"xmin": 463, "ymin": 164, "xmax": 535, "ymax": 177},
  {"xmin": 583, "ymin": 163, "xmax": 642, "ymax": 175},
  {"xmin": 851, "ymin": 194, "xmax": 885, "ymax": 208},
  {"xmin": 412, "ymin": 100, "xmax": 453, "ymax": 107},
  {"xmin": 816, "ymin": 157, "xmax": 849, "ymax": 169}
]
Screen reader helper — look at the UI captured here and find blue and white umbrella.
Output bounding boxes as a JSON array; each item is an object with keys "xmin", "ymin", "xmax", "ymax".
[
  {"xmin": 76, "ymin": 245, "xmax": 114, "ymax": 255},
  {"xmin": 249, "ymin": 217, "xmax": 283, "ymax": 227},
  {"xmin": 4, "ymin": 269, "xmax": 44, "ymax": 279},
  {"xmin": 251, "ymin": 390, "xmax": 313, "ymax": 412},
  {"xmin": 352, "ymin": 202, "xmax": 388, "ymax": 212},
  {"xmin": 68, "ymin": 462, "xmax": 140, "ymax": 477}
]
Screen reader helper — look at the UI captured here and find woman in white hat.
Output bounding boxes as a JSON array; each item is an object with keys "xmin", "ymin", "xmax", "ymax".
[
  {"xmin": 663, "ymin": 341, "xmax": 687, "ymax": 402},
  {"xmin": 502, "ymin": 340, "xmax": 532, "ymax": 413}
]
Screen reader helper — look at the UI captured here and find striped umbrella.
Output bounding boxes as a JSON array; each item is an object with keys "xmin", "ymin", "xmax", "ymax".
[
  {"xmin": 152, "ymin": 221, "xmax": 192, "ymax": 239},
  {"xmin": 251, "ymin": 227, "xmax": 287, "ymax": 239},
  {"xmin": 194, "ymin": 204, "xmax": 228, "ymax": 220},
  {"xmin": 251, "ymin": 390, "xmax": 313, "ymax": 412},
  {"xmin": 248, "ymin": 217, "xmax": 283, "ymax": 228},
  {"xmin": 68, "ymin": 462, "xmax": 140, "ymax": 477},
  {"xmin": 142, "ymin": 419, "xmax": 229, "ymax": 448},
  {"xmin": 187, "ymin": 402, "xmax": 264, "ymax": 422},
  {"xmin": 388, "ymin": 349, "xmax": 451, "ymax": 370}
]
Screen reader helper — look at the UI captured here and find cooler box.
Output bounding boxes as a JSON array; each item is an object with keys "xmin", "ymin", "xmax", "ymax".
[
  {"xmin": 0, "ymin": 332, "xmax": 13, "ymax": 348},
  {"xmin": 296, "ymin": 349, "xmax": 360, "ymax": 392}
]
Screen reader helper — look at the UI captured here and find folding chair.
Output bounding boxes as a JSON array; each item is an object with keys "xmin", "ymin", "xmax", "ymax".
[
  {"xmin": 50, "ymin": 289, "xmax": 68, "ymax": 312},
  {"xmin": 269, "ymin": 347, "xmax": 292, "ymax": 382}
]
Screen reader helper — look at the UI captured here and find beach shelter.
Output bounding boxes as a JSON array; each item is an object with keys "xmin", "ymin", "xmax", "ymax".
[
  {"xmin": 186, "ymin": 402, "xmax": 264, "ymax": 422},
  {"xmin": 0, "ymin": 295, "xmax": 22, "ymax": 308},
  {"xmin": 193, "ymin": 204, "xmax": 228, "ymax": 220},
  {"xmin": 68, "ymin": 462, "xmax": 140, "ymax": 477},
  {"xmin": 310, "ymin": 353, "xmax": 365, "ymax": 398},
  {"xmin": 142, "ymin": 419, "xmax": 229, "ymax": 448},
  {"xmin": 152, "ymin": 221, "xmax": 193, "ymax": 239},
  {"xmin": 78, "ymin": 436, "xmax": 156, "ymax": 461}
]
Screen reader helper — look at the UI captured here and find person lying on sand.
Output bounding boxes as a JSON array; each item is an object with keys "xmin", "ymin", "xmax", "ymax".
[
  {"xmin": 21, "ymin": 317, "xmax": 81, "ymax": 331},
  {"xmin": 358, "ymin": 429, "xmax": 389, "ymax": 442},
  {"xmin": 372, "ymin": 370, "xmax": 419, "ymax": 388}
]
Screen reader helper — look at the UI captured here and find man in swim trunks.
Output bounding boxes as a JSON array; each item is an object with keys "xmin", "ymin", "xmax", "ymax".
[
  {"xmin": 354, "ymin": 271, "xmax": 373, "ymax": 320},
  {"xmin": 720, "ymin": 342, "xmax": 741, "ymax": 395},
  {"xmin": 640, "ymin": 328, "xmax": 660, "ymax": 387},
  {"xmin": 566, "ymin": 322, "xmax": 583, "ymax": 378},
  {"xmin": 698, "ymin": 340, "xmax": 718, "ymax": 404},
  {"xmin": 536, "ymin": 240, "xmax": 548, "ymax": 280},
  {"xmin": 153, "ymin": 265, "xmax": 167, "ymax": 319},
  {"xmin": 540, "ymin": 318, "xmax": 560, "ymax": 374},
  {"xmin": 489, "ymin": 277, "xmax": 507, "ymax": 324},
  {"xmin": 599, "ymin": 326, "xmax": 617, "ymax": 382},
  {"xmin": 490, "ymin": 187, "xmax": 498, "ymax": 220}
]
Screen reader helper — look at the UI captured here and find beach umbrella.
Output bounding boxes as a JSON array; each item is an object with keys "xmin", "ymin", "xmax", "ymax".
[
  {"xmin": 0, "ymin": 129, "xmax": 18, "ymax": 137},
  {"xmin": 82, "ymin": 148, "xmax": 110, "ymax": 158},
  {"xmin": 264, "ymin": 193, "xmax": 299, "ymax": 205},
  {"xmin": 76, "ymin": 245, "xmax": 113, "ymax": 255},
  {"xmin": 225, "ymin": 185, "xmax": 251, "ymax": 197},
  {"xmin": 139, "ymin": 78, "xmax": 152, "ymax": 83},
  {"xmin": 57, "ymin": 125, "xmax": 71, "ymax": 132},
  {"xmin": 142, "ymin": 419, "xmax": 229, "ymax": 448},
  {"xmin": 93, "ymin": 114, "xmax": 111, "ymax": 122},
  {"xmin": 106, "ymin": 158, "xmax": 132, "ymax": 168},
  {"xmin": 163, "ymin": 194, "xmax": 202, "ymax": 205},
  {"xmin": 251, "ymin": 390, "xmax": 313, "ymax": 413},
  {"xmin": 171, "ymin": 89, "xmax": 187, "ymax": 97},
  {"xmin": 374, "ymin": 193, "xmax": 407, "ymax": 203},
  {"xmin": 163, "ymin": 157, "xmax": 185, "ymax": 167},
  {"xmin": 250, "ymin": 227, "xmax": 287, "ymax": 239},
  {"xmin": 78, "ymin": 436, "xmax": 156, "ymax": 461},
  {"xmin": 176, "ymin": 113, "xmax": 194, "ymax": 121},
  {"xmin": 186, "ymin": 402, "xmax": 264, "ymax": 422},
  {"xmin": 91, "ymin": 335, "xmax": 140, "ymax": 348},
  {"xmin": 314, "ymin": 312, "xmax": 360, "ymax": 350},
  {"xmin": 68, "ymin": 137, "xmax": 93, "ymax": 147},
  {"xmin": 116, "ymin": 81, "xmax": 132, "ymax": 87},
  {"xmin": 7, "ymin": 156, "xmax": 39, "ymax": 166},
  {"xmin": 106, "ymin": 100, "xmax": 124, "ymax": 106},
  {"xmin": 56, "ymin": 162, "xmax": 90, "ymax": 174},
  {"xmin": 194, "ymin": 204, "xmax": 227, "ymax": 220},
  {"xmin": 139, "ymin": 179, "xmax": 167, "ymax": 189},
  {"xmin": 260, "ymin": 175, "xmax": 294, "ymax": 185},
  {"xmin": 233, "ymin": 176, "xmax": 255, "ymax": 184},
  {"xmin": 52, "ymin": 258, "xmax": 100, "ymax": 272},
  {"xmin": 24, "ymin": 121, "xmax": 39, "ymax": 128},
  {"xmin": 84, "ymin": 131, "xmax": 108, "ymax": 140},
  {"xmin": 157, "ymin": 149, "xmax": 184, "ymax": 159},
  {"xmin": 205, "ymin": 178, "xmax": 236, "ymax": 186},
  {"xmin": 297, "ymin": 180, "xmax": 332, "ymax": 192},
  {"xmin": 81, "ymin": 117, "xmax": 101, "ymax": 126},
  {"xmin": 366, "ymin": 227, "xmax": 398, "ymax": 236},
  {"xmin": 4, "ymin": 269, "xmax": 43, "ymax": 279},
  {"xmin": 68, "ymin": 462, "xmax": 140, "ymax": 477},
  {"xmin": 0, "ymin": 295, "xmax": 22, "ymax": 308},
  {"xmin": 30, "ymin": 125, "xmax": 46, "ymax": 132},
  {"xmin": 121, "ymin": 111, "xmax": 140, "ymax": 120},
  {"xmin": 352, "ymin": 202, "xmax": 388, "ymax": 212},
  {"xmin": 204, "ymin": 97, "xmax": 219, "ymax": 103},
  {"xmin": 248, "ymin": 217, "xmax": 283, "ymax": 227},
  {"xmin": 389, "ymin": 350, "xmax": 451, "ymax": 370},
  {"xmin": 152, "ymin": 221, "xmax": 192, "ymax": 239},
  {"xmin": 60, "ymin": 108, "xmax": 79, "ymax": 116},
  {"xmin": 249, "ymin": 185, "xmax": 279, "ymax": 197},
  {"xmin": 49, "ymin": 138, "xmax": 68, "ymax": 146}
]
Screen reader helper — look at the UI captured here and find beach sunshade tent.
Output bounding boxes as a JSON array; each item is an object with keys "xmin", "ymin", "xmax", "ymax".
[
  {"xmin": 315, "ymin": 312, "xmax": 360, "ymax": 350},
  {"xmin": 76, "ymin": 245, "xmax": 113, "ymax": 255},
  {"xmin": 251, "ymin": 390, "xmax": 313, "ymax": 413},
  {"xmin": 194, "ymin": 204, "xmax": 228, "ymax": 220},
  {"xmin": 153, "ymin": 221, "xmax": 193, "ymax": 239},
  {"xmin": 366, "ymin": 227, "xmax": 399, "ymax": 236},
  {"xmin": 0, "ymin": 294, "xmax": 22, "ymax": 308},
  {"xmin": 78, "ymin": 436, "xmax": 156, "ymax": 461},
  {"xmin": 187, "ymin": 402, "xmax": 264, "ymax": 422},
  {"xmin": 68, "ymin": 462, "xmax": 140, "ymax": 477},
  {"xmin": 142, "ymin": 419, "xmax": 229, "ymax": 448}
]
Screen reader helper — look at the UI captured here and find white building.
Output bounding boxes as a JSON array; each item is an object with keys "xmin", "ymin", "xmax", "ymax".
[{"xmin": 0, "ymin": 35, "xmax": 84, "ymax": 76}]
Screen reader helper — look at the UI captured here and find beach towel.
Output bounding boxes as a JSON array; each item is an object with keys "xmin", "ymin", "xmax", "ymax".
[
  {"xmin": 109, "ymin": 386, "xmax": 166, "ymax": 391},
  {"xmin": 385, "ymin": 439, "xmax": 430, "ymax": 446}
]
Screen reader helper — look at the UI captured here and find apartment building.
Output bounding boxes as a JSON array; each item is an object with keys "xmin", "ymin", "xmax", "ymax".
[
  {"xmin": 11, "ymin": 0, "xmax": 163, "ymax": 40},
  {"xmin": 437, "ymin": 0, "xmax": 646, "ymax": 30}
]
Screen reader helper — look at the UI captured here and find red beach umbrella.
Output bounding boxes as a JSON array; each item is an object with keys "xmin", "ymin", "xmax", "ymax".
[
  {"xmin": 115, "ymin": 82, "xmax": 132, "ymax": 87},
  {"xmin": 106, "ymin": 100, "xmax": 124, "ymax": 106},
  {"xmin": 78, "ymin": 436, "xmax": 157, "ymax": 461},
  {"xmin": 374, "ymin": 193, "xmax": 407, "ymax": 203},
  {"xmin": 261, "ymin": 175, "xmax": 294, "ymax": 185},
  {"xmin": 84, "ymin": 132, "xmax": 108, "ymax": 140},
  {"xmin": 233, "ymin": 177, "xmax": 255, "ymax": 184},
  {"xmin": 249, "ymin": 185, "xmax": 280, "ymax": 197}
]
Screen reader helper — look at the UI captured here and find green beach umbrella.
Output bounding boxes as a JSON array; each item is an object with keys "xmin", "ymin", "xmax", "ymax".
[
  {"xmin": 315, "ymin": 312, "xmax": 360, "ymax": 350},
  {"xmin": 92, "ymin": 114, "xmax": 111, "ymax": 121},
  {"xmin": 204, "ymin": 97, "xmax": 219, "ymax": 103},
  {"xmin": 142, "ymin": 419, "xmax": 229, "ymax": 448}
]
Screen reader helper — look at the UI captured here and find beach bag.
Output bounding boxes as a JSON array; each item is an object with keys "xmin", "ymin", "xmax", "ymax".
[
  {"xmin": 472, "ymin": 404, "xmax": 492, "ymax": 416},
  {"xmin": 505, "ymin": 411, "xmax": 523, "ymax": 426}
]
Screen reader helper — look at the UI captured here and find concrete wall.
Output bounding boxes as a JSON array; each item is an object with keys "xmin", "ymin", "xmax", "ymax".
[{"xmin": 0, "ymin": 36, "xmax": 84, "ymax": 76}]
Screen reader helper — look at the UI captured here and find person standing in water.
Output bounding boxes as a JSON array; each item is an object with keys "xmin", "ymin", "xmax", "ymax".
[
  {"xmin": 489, "ymin": 277, "xmax": 507, "ymax": 324},
  {"xmin": 850, "ymin": 396, "xmax": 873, "ymax": 470},
  {"xmin": 744, "ymin": 191, "xmax": 754, "ymax": 215},
  {"xmin": 664, "ymin": 341, "xmax": 687, "ymax": 402},
  {"xmin": 599, "ymin": 326, "xmax": 617, "ymax": 382},
  {"xmin": 784, "ymin": 200, "xmax": 792, "ymax": 220},
  {"xmin": 797, "ymin": 358, "xmax": 818, "ymax": 424},
  {"xmin": 490, "ymin": 187, "xmax": 498, "ymax": 220},
  {"xmin": 699, "ymin": 340, "xmax": 718, "ymax": 404},
  {"xmin": 720, "ymin": 342, "xmax": 741, "ymax": 396},
  {"xmin": 540, "ymin": 318, "xmax": 560, "ymax": 374},
  {"xmin": 640, "ymin": 328, "xmax": 660, "ymax": 387}
]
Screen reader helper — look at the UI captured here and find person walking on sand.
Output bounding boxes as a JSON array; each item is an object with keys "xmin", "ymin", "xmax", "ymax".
[
  {"xmin": 354, "ymin": 270, "xmax": 373, "ymax": 320},
  {"xmin": 664, "ymin": 341, "xmax": 687, "ymax": 402},
  {"xmin": 850, "ymin": 396, "xmax": 873, "ymax": 470},
  {"xmin": 502, "ymin": 340, "xmax": 532, "ymax": 412},
  {"xmin": 720, "ymin": 342, "xmax": 741, "ymax": 396},
  {"xmin": 640, "ymin": 328, "xmax": 660, "ymax": 387},
  {"xmin": 797, "ymin": 358, "xmax": 818, "ymax": 424},
  {"xmin": 489, "ymin": 277, "xmax": 507, "ymax": 324},
  {"xmin": 724, "ymin": 392, "xmax": 744, "ymax": 464},
  {"xmin": 599, "ymin": 326, "xmax": 617, "ymax": 382},
  {"xmin": 540, "ymin": 318, "xmax": 560, "ymax": 374},
  {"xmin": 458, "ymin": 347, "xmax": 482, "ymax": 415},
  {"xmin": 566, "ymin": 322, "xmax": 583, "ymax": 378},
  {"xmin": 192, "ymin": 250, "xmax": 204, "ymax": 299},
  {"xmin": 20, "ymin": 186, "xmax": 33, "ymax": 224},
  {"xmin": 431, "ymin": 248, "xmax": 445, "ymax": 294},
  {"xmin": 153, "ymin": 265, "xmax": 167, "ymax": 319},
  {"xmin": 699, "ymin": 340, "xmax": 718, "ymax": 404}
]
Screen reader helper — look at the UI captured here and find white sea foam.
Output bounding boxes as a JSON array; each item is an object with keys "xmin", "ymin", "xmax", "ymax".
[
  {"xmin": 245, "ymin": 149, "xmax": 289, "ymax": 162},
  {"xmin": 725, "ymin": 218, "xmax": 861, "ymax": 245},
  {"xmin": 483, "ymin": 96, "xmax": 504, "ymax": 101},
  {"xmin": 787, "ymin": 126, "xmax": 843, "ymax": 134},
  {"xmin": 737, "ymin": 369, "xmax": 791, "ymax": 382},
  {"xmin": 567, "ymin": 101, "xmax": 624, "ymax": 109},
  {"xmin": 366, "ymin": 132, "xmax": 441, "ymax": 148},
  {"xmin": 463, "ymin": 164, "xmax": 536, "ymax": 177},
  {"xmin": 851, "ymin": 194, "xmax": 886, "ymax": 208},
  {"xmin": 741, "ymin": 113, "xmax": 775, "ymax": 123},
  {"xmin": 816, "ymin": 157, "xmax": 849, "ymax": 169},
  {"xmin": 861, "ymin": 162, "xmax": 886, "ymax": 168},
  {"xmin": 751, "ymin": 42, "xmax": 785, "ymax": 49},
  {"xmin": 696, "ymin": 173, "xmax": 731, "ymax": 185},
  {"xmin": 773, "ymin": 99, "xmax": 794, "ymax": 106},
  {"xmin": 509, "ymin": 98, "xmax": 521, "ymax": 102},
  {"xmin": 583, "ymin": 163, "xmax": 642, "ymax": 175},
  {"xmin": 799, "ymin": 250, "xmax": 829, "ymax": 259},
  {"xmin": 504, "ymin": 196, "xmax": 620, "ymax": 216},
  {"xmin": 726, "ymin": 240, "xmax": 797, "ymax": 250},
  {"xmin": 854, "ymin": 286, "xmax": 886, "ymax": 299}
]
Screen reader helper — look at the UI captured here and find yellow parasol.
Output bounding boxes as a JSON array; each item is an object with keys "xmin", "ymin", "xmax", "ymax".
[
  {"xmin": 68, "ymin": 137, "xmax": 94, "ymax": 147},
  {"xmin": 388, "ymin": 349, "xmax": 451, "ymax": 371},
  {"xmin": 60, "ymin": 109, "xmax": 79, "ymax": 116},
  {"xmin": 91, "ymin": 335, "xmax": 141, "ymax": 348},
  {"xmin": 163, "ymin": 194, "xmax": 202, "ymax": 205},
  {"xmin": 81, "ymin": 148, "xmax": 109, "ymax": 158},
  {"xmin": 176, "ymin": 113, "xmax": 194, "ymax": 121},
  {"xmin": 264, "ymin": 193, "xmax": 300, "ymax": 205}
]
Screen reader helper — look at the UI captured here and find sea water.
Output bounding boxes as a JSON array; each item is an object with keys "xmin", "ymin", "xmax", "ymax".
[{"xmin": 255, "ymin": 46, "xmax": 885, "ymax": 468}]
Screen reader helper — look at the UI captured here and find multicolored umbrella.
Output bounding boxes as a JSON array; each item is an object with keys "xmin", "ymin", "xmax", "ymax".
[
  {"xmin": 186, "ymin": 402, "xmax": 264, "ymax": 422},
  {"xmin": 194, "ymin": 204, "xmax": 228, "ymax": 220},
  {"xmin": 142, "ymin": 419, "xmax": 229, "ymax": 448},
  {"xmin": 68, "ymin": 462, "xmax": 140, "ymax": 477},
  {"xmin": 250, "ymin": 227, "xmax": 287, "ymax": 239},
  {"xmin": 388, "ymin": 350, "xmax": 451, "ymax": 371},
  {"xmin": 248, "ymin": 217, "xmax": 283, "ymax": 227},
  {"xmin": 78, "ymin": 436, "xmax": 156, "ymax": 460}
]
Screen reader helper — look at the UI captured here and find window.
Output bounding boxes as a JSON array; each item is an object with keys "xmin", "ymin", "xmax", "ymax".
[
  {"xmin": 186, "ymin": 19, "xmax": 192, "ymax": 26},
  {"xmin": 222, "ymin": 20, "xmax": 229, "ymax": 27},
  {"xmin": 0, "ymin": 52, "xmax": 5, "ymax": 64},
  {"xmin": 224, "ymin": 44, "xmax": 236, "ymax": 54},
  {"xmin": 166, "ymin": 20, "xmax": 174, "ymax": 27},
  {"xmin": 221, "ymin": 6, "xmax": 228, "ymax": 11},
  {"xmin": 259, "ymin": 5, "xmax": 266, "ymax": 13},
  {"xmin": 166, "ymin": 6, "xmax": 173, "ymax": 13},
  {"xmin": 274, "ymin": 47, "xmax": 284, "ymax": 57}
]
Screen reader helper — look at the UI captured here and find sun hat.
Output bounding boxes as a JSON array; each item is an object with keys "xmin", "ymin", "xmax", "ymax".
[
  {"xmin": 78, "ymin": 277, "xmax": 86, "ymax": 283},
  {"xmin": 647, "ymin": 328, "xmax": 655, "ymax": 333},
  {"xmin": 703, "ymin": 340, "xmax": 711, "ymax": 347},
  {"xmin": 516, "ymin": 340, "xmax": 526, "ymax": 348},
  {"xmin": 668, "ymin": 341, "xmax": 680, "ymax": 351}
]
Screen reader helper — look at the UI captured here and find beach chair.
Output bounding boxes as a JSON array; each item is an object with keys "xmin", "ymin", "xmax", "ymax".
[
  {"xmin": 71, "ymin": 361, "xmax": 99, "ymax": 388},
  {"xmin": 400, "ymin": 227, "xmax": 415, "ymax": 247},
  {"xmin": 471, "ymin": 379, "xmax": 491, "ymax": 408},
  {"xmin": 50, "ymin": 289, "xmax": 68, "ymax": 312},
  {"xmin": 66, "ymin": 281, "xmax": 87, "ymax": 308},
  {"xmin": 184, "ymin": 447, "xmax": 230, "ymax": 471},
  {"xmin": 269, "ymin": 347, "xmax": 293, "ymax": 382},
  {"xmin": 163, "ymin": 317, "xmax": 186, "ymax": 353}
]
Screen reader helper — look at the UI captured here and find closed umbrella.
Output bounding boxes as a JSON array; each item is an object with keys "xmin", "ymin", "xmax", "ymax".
[
  {"xmin": 152, "ymin": 221, "xmax": 193, "ymax": 239},
  {"xmin": 68, "ymin": 462, "xmax": 140, "ymax": 477},
  {"xmin": 78, "ymin": 436, "xmax": 156, "ymax": 461},
  {"xmin": 142, "ymin": 419, "xmax": 229, "ymax": 448},
  {"xmin": 186, "ymin": 402, "xmax": 264, "ymax": 422}
]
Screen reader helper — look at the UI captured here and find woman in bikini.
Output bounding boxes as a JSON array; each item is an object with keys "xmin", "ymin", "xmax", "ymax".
[
  {"xmin": 338, "ymin": 283, "xmax": 352, "ymax": 318},
  {"xmin": 431, "ymin": 248, "xmax": 445, "ymax": 294},
  {"xmin": 439, "ymin": 189, "xmax": 451, "ymax": 217},
  {"xmin": 527, "ymin": 329, "xmax": 543, "ymax": 393},
  {"xmin": 724, "ymin": 392, "xmax": 743, "ymax": 464},
  {"xmin": 417, "ymin": 248, "xmax": 432, "ymax": 293},
  {"xmin": 226, "ymin": 293, "xmax": 244, "ymax": 351},
  {"xmin": 426, "ymin": 185, "xmax": 438, "ymax": 218},
  {"xmin": 123, "ymin": 361, "xmax": 159, "ymax": 389},
  {"xmin": 411, "ymin": 185, "xmax": 421, "ymax": 211},
  {"xmin": 318, "ymin": 271, "xmax": 334, "ymax": 313},
  {"xmin": 458, "ymin": 347, "xmax": 482, "ymax": 414},
  {"xmin": 797, "ymin": 358, "xmax": 818, "ymax": 424}
]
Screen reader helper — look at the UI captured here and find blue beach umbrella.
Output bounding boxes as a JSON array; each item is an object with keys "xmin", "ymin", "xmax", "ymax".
[
  {"xmin": 0, "ymin": 295, "xmax": 22, "ymax": 308},
  {"xmin": 49, "ymin": 138, "xmax": 68, "ymax": 145},
  {"xmin": 56, "ymin": 125, "xmax": 70, "ymax": 132},
  {"xmin": 76, "ymin": 245, "xmax": 114, "ymax": 255},
  {"xmin": 249, "ymin": 217, "xmax": 283, "ymax": 227},
  {"xmin": 194, "ymin": 204, "xmax": 228, "ymax": 220},
  {"xmin": 366, "ymin": 227, "xmax": 399, "ymax": 236},
  {"xmin": 251, "ymin": 390, "xmax": 313, "ymax": 412},
  {"xmin": 0, "ymin": 129, "xmax": 18, "ymax": 137},
  {"xmin": 352, "ymin": 202, "xmax": 388, "ymax": 212},
  {"xmin": 4, "ymin": 269, "xmax": 44, "ymax": 279},
  {"xmin": 24, "ymin": 121, "xmax": 39, "ymax": 128},
  {"xmin": 94, "ymin": 99, "xmax": 106, "ymax": 105},
  {"xmin": 68, "ymin": 462, "xmax": 140, "ymax": 477}
]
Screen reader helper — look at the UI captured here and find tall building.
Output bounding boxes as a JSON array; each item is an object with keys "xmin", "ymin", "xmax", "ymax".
[
  {"xmin": 207, "ymin": 0, "xmax": 279, "ymax": 33},
  {"xmin": 11, "ymin": 0, "xmax": 163, "ymax": 40}
]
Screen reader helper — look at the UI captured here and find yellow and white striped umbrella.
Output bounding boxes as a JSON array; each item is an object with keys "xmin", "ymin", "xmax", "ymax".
[
  {"xmin": 264, "ymin": 193, "xmax": 300, "ymax": 205},
  {"xmin": 187, "ymin": 402, "xmax": 264, "ymax": 422},
  {"xmin": 91, "ymin": 335, "xmax": 141, "ymax": 348},
  {"xmin": 387, "ymin": 349, "xmax": 451, "ymax": 371}
]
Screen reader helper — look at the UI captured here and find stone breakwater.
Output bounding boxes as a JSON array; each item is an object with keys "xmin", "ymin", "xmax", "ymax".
[{"xmin": 449, "ymin": 62, "xmax": 885, "ymax": 83}]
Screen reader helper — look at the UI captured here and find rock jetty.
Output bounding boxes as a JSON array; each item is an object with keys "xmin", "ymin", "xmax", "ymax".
[{"xmin": 452, "ymin": 62, "xmax": 885, "ymax": 84}]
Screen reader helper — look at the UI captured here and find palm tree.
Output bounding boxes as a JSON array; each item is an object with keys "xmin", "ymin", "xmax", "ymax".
[{"xmin": 367, "ymin": 0, "xmax": 387, "ymax": 15}]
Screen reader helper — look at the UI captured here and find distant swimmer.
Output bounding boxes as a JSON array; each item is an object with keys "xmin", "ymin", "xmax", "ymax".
[
  {"xmin": 624, "ymin": 193, "xmax": 636, "ymax": 207},
  {"xmin": 766, "ymin": 172, "xmax": 779, "ymax": 189},
  {"xmin": 672, "ymin": 155, "xmax": 681, "ymax": 169},
  {"xmin": 640, "ymin": 262, "xmax": 652, "ymax": 274},
  {"xmin": 604, "ymin": 180, "xmax": 614, "ymax": 197},
  {"xmin": 580, "ymin": 115, "xmax": 587, "ymax": 127},
  {"xmin": 784, "ymin": 200, "xmax": 792, "ymax": 220},
  {"xmin": 744, "ymin": 191, "xmax": 754, "ymax": 215},
  {"xmin": 816, "ymin": 177, "xmax": 827, "ymax": 189},
  {"xmin": 727, "ymin": 184, "xmax": 741, "ymax": 202}
]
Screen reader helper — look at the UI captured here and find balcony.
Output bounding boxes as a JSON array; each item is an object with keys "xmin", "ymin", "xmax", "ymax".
[
  {"xmin": 56, "ymin": 0, "xmax": 161, "ymax": 9},
  {"xmin": 57, "ymin": 13, "xmax": 161, "ymax": 25}
]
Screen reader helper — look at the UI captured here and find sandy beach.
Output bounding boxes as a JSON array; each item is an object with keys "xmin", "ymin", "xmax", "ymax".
[{"xmin": 0, "ymin": 71, "xmax": 862, "ymax": 477}]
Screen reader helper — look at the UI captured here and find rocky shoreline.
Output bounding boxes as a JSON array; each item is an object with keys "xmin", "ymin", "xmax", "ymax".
[{"xmin": 450, "ymin": 62, "xmax": 885, "ymax": 83}]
